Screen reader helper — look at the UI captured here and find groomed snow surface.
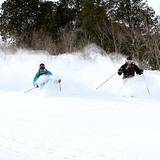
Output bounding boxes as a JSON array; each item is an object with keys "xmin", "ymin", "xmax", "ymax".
[{"xmin": 0, "ymin": 45, "xmax": 160, "ymax": 160}]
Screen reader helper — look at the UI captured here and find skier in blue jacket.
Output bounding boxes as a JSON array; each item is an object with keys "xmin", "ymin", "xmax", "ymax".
[{"xmin": 33, "ymin": 63, "xmax": 61, "ymax": 88}]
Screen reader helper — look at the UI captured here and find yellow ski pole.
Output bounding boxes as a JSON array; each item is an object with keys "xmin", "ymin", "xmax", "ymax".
[
  {"xmin": 142, "ymin": 73, "xmax": 150, "ymax": 95},
  {"xmin": 59, "ymin": 82, "xmax": 61, "ymax": 91},
  {"xmin": 24, "ymin": 87, "xmax": 35, "ymax": 93},
  {"xmin": 96, "ymin": 72, "xmax": 117, "ymax": 90}
]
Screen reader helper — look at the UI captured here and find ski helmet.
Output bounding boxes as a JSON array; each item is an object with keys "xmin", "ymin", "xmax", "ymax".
[
  {"xmin": 39, "ymin": 63, "xmax": 45, "ymax": 70},
  {"xmin": 126, "ymin": 56, "xmax": 132, "ymax": 60}
]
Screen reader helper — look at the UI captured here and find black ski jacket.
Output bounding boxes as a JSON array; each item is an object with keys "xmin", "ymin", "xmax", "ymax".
[{"xmin": 118, "ymin": 62, "xmax": 143, "ymax": 79}]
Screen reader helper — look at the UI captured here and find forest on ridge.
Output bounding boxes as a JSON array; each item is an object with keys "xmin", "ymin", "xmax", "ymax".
[{"xmin": 0, "ymin": 0, "xmax": 160, "ymax": 70}]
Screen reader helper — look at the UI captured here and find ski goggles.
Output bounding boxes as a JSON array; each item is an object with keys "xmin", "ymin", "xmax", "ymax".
[
  {"xmin": 40, "ymin": 66, "xmax": 45, "ymax": 70},
  {"xmin": 126, "ymin": 60, "xmax": 133, "ymax": 63}
]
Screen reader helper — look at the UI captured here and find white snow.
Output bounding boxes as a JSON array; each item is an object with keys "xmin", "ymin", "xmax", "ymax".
[{"xmin": 0, "ymin": 45, "xmax": 160, "ymax": 160}]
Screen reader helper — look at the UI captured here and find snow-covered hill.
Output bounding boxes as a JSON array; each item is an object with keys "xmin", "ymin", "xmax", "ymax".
[{"xmin": 0, "ymin": 46, "xmax": 160, "ymax": 160}]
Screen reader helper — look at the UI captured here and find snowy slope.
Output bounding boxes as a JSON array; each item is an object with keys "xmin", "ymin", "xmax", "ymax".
[{"xmin": 0, "ymin": 46, "xmax": 160, "ymax": 160}]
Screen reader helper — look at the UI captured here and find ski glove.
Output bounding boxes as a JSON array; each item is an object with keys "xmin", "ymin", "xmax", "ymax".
[
  {"xmin": 118, "ymin": 69, "xmax": 122, "ymax": 75},
  {"xmin": 58, "ymin": 79, "xmax": 61, "ymax": 83},
  {"xmin": 137, "ymin": 69, "xmax": 143, "ymax": 75},
  {"xmin": 35, "ymin": 84, "xmax": 39, "ymax": 88}
]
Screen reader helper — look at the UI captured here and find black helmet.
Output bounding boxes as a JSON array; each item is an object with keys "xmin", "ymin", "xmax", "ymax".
[
  {"xmin": 39, "ymin": 63, "xmax": 45, "ymax": 70},
  {"xmin": 126, "ymin": 56, "xmax": 132, "ymax": 60}
]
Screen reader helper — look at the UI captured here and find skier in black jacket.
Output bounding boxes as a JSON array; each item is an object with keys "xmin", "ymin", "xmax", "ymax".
[{"xmin": 118, "ymin": 56, "xmax": 143, "ymax": 79}]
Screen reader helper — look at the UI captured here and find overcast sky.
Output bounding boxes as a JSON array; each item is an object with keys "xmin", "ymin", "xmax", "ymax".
[
  {"xmin": 148, "ymin": 0, "xmax": 160, "ymax": 15},
  {"xmin": 0, "ymin": 0, "xmax": 159, "ymax": 15}
]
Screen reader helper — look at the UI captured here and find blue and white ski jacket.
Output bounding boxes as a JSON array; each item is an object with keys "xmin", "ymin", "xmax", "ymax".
[{"xmin": 33, "ymin": 69, "xmax": 52, "ymax": 86}]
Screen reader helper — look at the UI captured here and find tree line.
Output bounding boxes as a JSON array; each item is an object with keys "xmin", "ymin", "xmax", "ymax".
[{"xmin": 0, "ymin": 0, "xmax": 160, "ymax": 70}]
